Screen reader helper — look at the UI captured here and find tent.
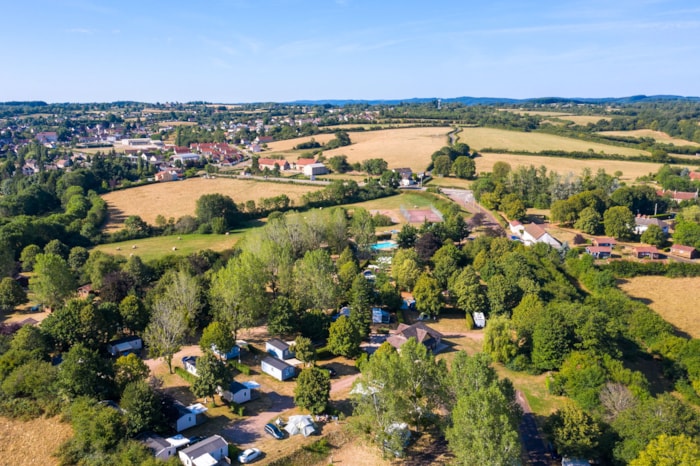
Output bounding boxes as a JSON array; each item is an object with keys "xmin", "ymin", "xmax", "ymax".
[{"xmin": 284, "ymin": 415, "xmax": 316, "ymax": 437}]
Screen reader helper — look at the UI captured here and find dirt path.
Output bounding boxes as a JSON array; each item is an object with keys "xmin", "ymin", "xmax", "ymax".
[
  {"xmin": 516, "ymin": 390, "xmax": 553, "ymax": 465},
  {"xmin": 441, "ymin": 188, "xmax": 505, "ymax": 234}
]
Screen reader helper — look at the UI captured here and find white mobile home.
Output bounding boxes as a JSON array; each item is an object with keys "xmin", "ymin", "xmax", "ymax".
[{"xmin": 261, "ymin": 356, "xmax": 296, "ymax": 381}]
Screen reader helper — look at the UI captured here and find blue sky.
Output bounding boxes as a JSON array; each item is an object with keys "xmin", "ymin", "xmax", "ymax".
[{"xmin": 2, "ymin": 0, "xmax": 699, "ymax": 103}]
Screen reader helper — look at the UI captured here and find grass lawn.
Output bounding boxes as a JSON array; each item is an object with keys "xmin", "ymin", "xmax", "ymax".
[
  {"xmin": 345, "ymin": 191, "xmax": 449, "ymax": 212},
  {"xmin": 92, "ymin": 232, "xmax": 245, "ymax": 262},
  {"xmin": 425, "ymin": 176, "xmax": 473, "ymax": 189}
]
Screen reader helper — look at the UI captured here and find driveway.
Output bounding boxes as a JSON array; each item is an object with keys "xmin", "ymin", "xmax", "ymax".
[
  {"xmin": 441, "ymin": 188, "xmax": 505, "ymax": 234},
  {"xmin": 223, "ymin": 391, "xmax": 294, "ymax": 445}
]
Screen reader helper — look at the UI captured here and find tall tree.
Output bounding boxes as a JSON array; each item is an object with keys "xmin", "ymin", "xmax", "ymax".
[
  {"xmin": 350, "ymin": 208, "xmax": 376, "ymax": 255},
  {"xmin": 195, "ymin": 193, "xmax": 239, "ymax": 229},
  {"xmin": 143, "ymin": 296, "xmax": 188, "ymax": 374},
  {"xmin": 294, "ymin": 366, "xmax": 330, "ymax": 414},
  {"xmin": 293, "ymin": 249, "xmax": 339, "ymax": 311},
  {"xmin": 603, "ymin": 206, "xmax": 634, "ymax": 240},
  {"xmin": 120, "ymin": 380, "xmax": 165, "ymax": 435},
  {"xmin": 0, "ymin": 277, "xmax": 27, "ymax": 314},
  {"xmin": 327, "ymin": 316, "xmax": 361, "ymax": 358},
  {"xmin": 200, "ymin": 321, "xmax": 236, "ymax": 357},
  {"xmin": 291, "ymin": 335, "xmax": 317, "ymax": 367},
  {"xmin": 630, "ymin": 434, "xmax": 700, "ymax": 466},
  {"xmin": 58, "ymin": 343, "xmax": 114, "ymax": 399},
  {"xmin": 449, "ymin": 266, "xmax": 488, "ymax": 315},
  {"xmin": 30, "ymin": 253, "xmax": 76, "ymax": 309},
  {"xmin": 413, "ymin": 273, "xmax": 442, "ymax": 317},
  {"xmin": 192, "ymin": 352, "xmax": 226, "ymax": 404},
  {"xmin": 484, "ymin": 315, "xmax": 517, "ymax": 364}
]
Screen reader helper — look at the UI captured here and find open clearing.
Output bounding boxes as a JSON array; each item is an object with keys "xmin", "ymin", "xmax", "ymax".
[
  {"xmin": 0, "ymin": 416, "xmax": 72, "ymax": 466},
  {"xmin": 101, "ymin": 177, "xmax": 322, "ymax": 230},
  {"xmin": 618, "ymin": 276, "xmax": 700, "ymax": 339},
  {"xmin": 599, "ymin": 129, "xmax": 695, "ymax": 146},
  {"xmin": 475, "ymin": 152, "xmax": 668, "ymax": 183},
  {"xmin": 458, "ymin": 127, "xmax": 648, "ymax": 156},
  {"xmin": 559, "ymin": 115, "xmax": 610, "ymax": 125},
  {"xmin": 267, "ymin": 127, "xmax": 452, "ymax": 172}
]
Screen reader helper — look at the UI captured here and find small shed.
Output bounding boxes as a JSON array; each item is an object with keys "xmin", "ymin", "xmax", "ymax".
[
  {"xmin": 592, "ymin": 237, "xmax": 616, "ymax": 248},
  {"xmin": 106, "ymin": 336, "xmax": 143, "ymax": 358},
  {"xmin": 670, "ymin": 244, "xmax": 698, "ymax": 259},
  {"xmin": 168, "ymin": 402, "xmax": 208, "ymax": 433},
  {"xmin": 178, "ymin": 434, "xmax": 228, "ymax": 466},
  {"xmin": 266, "ymin": 338, "xmax": 294, "ymax": 360},
  {"xmin": 182, "ymin": 356, "xmax": 198, "ymax": 376},
  {"xmin": 218, "ymin": 381, "xmax": 252, "ymax": 404},
  {"xmin": 633, "ymin": 246, "xmax": 663, "ymax": 259},
  {"xmin": 261, "ymin": 356, "xmax": 296, "ymax": 381},
  {"xmin": 137, "ymin": 432, "xmax": 176, "ymax": 461},
  {"xmin": 585, "ymin": 245, "xmax": 612, "ymax": 259},
  {"xmin": 372, "ymin": 307, "xmax": 390, "ymax": 324}
]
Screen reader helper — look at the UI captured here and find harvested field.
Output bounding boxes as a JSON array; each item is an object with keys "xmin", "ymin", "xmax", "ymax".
[
  {"xmin": 101, "ymin": 177, "xmax": 321, "ymax": 230},
  {"xmin": 157, "ymin": 120, "xmax": 197, "ymax": 127},
  {"xmin": 265, "ymin": 133, "xmax": 338, "ymax": 152},
  {"xmin": 499, "ymin": 109, "xmax": 574, "ymax": 117},
  {"xmin": 560, "ymin": 115, "xmax": 610, "ymax": 125},
  {"xmin": 458, "ymin": 127, "xmax": 648, "ymax": 156},
  {"xmin": 0, "ymin": 416, "xmax": 72, "ymax": 466},
  {"xmin": 599, "ymin": 129, "xmax": 695, "ymax": 146},
  {"xmin": 618, "ymin": 276, "xmax": 700, "ymax": 339},
  {"xmin": 475, "ymin": 152, "xmax": 668, "ymax": 183}
]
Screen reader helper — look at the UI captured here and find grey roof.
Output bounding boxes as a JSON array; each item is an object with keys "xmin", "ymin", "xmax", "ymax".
[
  {"xmin": 262, "ymin": 356, "xmax": 293, "ymax": 371},
  {"xmin": 635, "ymin": 217, "xmax": 668, "ymax": 227},
  {"xmin": 180, "ymin": 434, "xmax": 227, "ymax": 459},
  {"xmin": 267, "ymin": 338, "xmax": 290, "ymax": 351},
  {"xmin": 228, "ymin": 381, "xmax": 248, "ymax": 393},
  {"xmin": 137, "ymin": 432, "xmax": 171, "ymax": 453}
]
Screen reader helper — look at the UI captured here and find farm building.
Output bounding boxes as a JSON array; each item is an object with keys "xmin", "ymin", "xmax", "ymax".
[
  {"xmin": 592, "ymin": 237, "xmax": 616, "ymax": 248},
  {"xmin": 266, "ymin": 338, "xmax": 294, "ymax": 360},
  {"xmin": 212, "ymin": 344, "xmax": 240, "ymax": 361},
  {"xmin": 585, "ymin": 246, "xmax": 612, "ymax": 259},
  {"xmin": 633, "ymin": 246, "xmax": 663, "ymax": 259},
  {"xmin": 372, "ymin": 308, "xmax": 390, "ymax": 324},
  {"xmin": 293, "ymin": 158, "xmax": 319, "ymax": 170},
  {"xmin": 670, "ymin": 244, "xmax": 698, "ymax": 259},
  {"xmin": 106, "ymin": 336, "xmax": 142, "ymax": 358},
  {"xmin": 386, "ymin": 322, "xmax": 443, "ymax": 353},
  {"xmin": 261, "ymin": 356, "xmax": 296, "ymax": 381},
  {"xmin": 136, "ymin": 433, "xmax": 176, "ymax": 461},
  {"xmin": 182, "ymin": 356, "xmax": 198, "ymax": 376},
  {"xmin": 258, "ymin": 158, "xmax": 290, "ymax": 171},
  {"xmin": 303, "ymin": 162, "xmax": 329, "ymax": 177},
  {"xmin": 218, "ymin": 381, "xmax": 252, "ymax": 404},
  {"xmin": 634, "ymin": 216, "xmax": 669, "ymax": 235},
  {"xmin": 178, "ymin": 434, "xmax": 229, "ymax": 466},
  {"xmin": 167, "ymin": 402, "xmax": 208, "ymax": 433}
]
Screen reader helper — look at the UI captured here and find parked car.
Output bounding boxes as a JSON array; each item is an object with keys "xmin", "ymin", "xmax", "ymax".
[
  {"xmin": 238, "ymin": 448, "xmax": 262, "ymax": 464},
  {"xmin": 264, "ymin": 423, "xmax": 285, "ymax": 439}
]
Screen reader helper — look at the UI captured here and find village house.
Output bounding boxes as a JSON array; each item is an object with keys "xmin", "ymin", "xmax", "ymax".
[
  {"xmin": 155, "ymin": 170, "xmax": 179, "ymax": 182},
  {"xmin": 689, "ymin": 172, "xmax": 700, "ymax": 181},
  {"xmin": 386, "ymin": 322, "xmax": 443, "ymax": 353},
  {"xmin": 35, "ymin": 131, "xmax": 58, "ymax": 145},
  {"xmin": 592, "ymin": 237, "xmax": 617, "ymax": 248},
  {"xmin": 670, "ymin": 244, "xmax": 698, "ymax": 259},
  {"xmin": 292, "ymin": 158, "xmax": 318, "ymax": 171},
  {"xmin": 178, "ymin": 434, "xmax": 229, "ymax": 466},
  {"xmin": 266, "ymin": 338, "xmax": 294, "ymax": 360},
  {"xmin": 513, "ymin": 223, "xmax": 562, "ymax": 249},
  {"xmin": 657, "ymin": 189, "xmax": 699, "ymax": 203},
  {"xmin": 585, "ymin": 245, "xmax": 612, "ymax": 259},
  {"xmin": 634, "ymin": 216, "xmax": 669, "ymax": 235},
  {"xmin": 261, "ymin": 356, "xmax": 296, "ymax": 381},
  {"xmin": 258, "ymin": 158, "xmax": 290, "ymax": 171}
]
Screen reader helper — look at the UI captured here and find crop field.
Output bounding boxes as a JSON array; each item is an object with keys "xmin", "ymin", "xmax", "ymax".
[
  {"xmin": 559, "ymin": 115, "xmax": 610, "ymax": 125},
  {"xmin": 0, "ymin": 416, "xmax": 72, "ymax": 466},
  {"xmin": 618, "ymin": 276, "xmax": 700, "ymax": 339},
  {"xmin": 266, "ymin": 127, "xmax": 452, "ymax": 172},
  {"xmin": 599, "ymin": 129, "xmax": 694, "ymax": 146},
  {"xmin": 91, "ymin": 232, "xmax": 248, "ymax": 261},
  {"xmin": 101, "ymin": 177, "xmax": 322, "ymax": 230},
  {"xmin": 474, "ymin": 152, "xmax": 667, "ymax": 183},
  {"xmin": 457, "ymin": 127, "xmax": 648, "ymax": 156}
]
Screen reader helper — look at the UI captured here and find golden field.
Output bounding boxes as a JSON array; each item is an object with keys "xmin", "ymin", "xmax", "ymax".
[
  {"xmin": 101, "ymin": 177, "xmax": 321, "ymax": 230},
  {"xmin": 618, "ymin": 276, "xmax": 700, "ymax": 339},
  {"xmin": 0, "ymin": 416, "xmax": 72, "ymax": 466},
  {"xmin": 599, "ymin": 129, "xmax": 694, "ymax": 146}
]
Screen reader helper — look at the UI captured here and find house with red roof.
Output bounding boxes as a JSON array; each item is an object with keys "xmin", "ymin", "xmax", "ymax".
[
  {"xmin": 670, "ymin": 244, "xmax": 698, "ymax": 259},
  {"xmin": 633, "ymin": 246, "xmax": 663, "ymax": 259},
  {"xmin": 258, "ymin": 158, "xmax": 289, "ymax": 171}
]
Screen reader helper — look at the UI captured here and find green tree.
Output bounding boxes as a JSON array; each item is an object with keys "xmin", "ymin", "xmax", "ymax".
[
  {"xmin": 0, "ymin": 277, "xmax": 27, "ymax": 313},
  {"xmin": 44, "ymin": 239, "xmax": 69, "ymax": 259},
  {"xmin": 350, "ymin": 274, "xmax": 374, "ymax": 338},
  {"xmin": 673, "ymin": 221, "xmax": 700, "ymax": 249},
  {"xmin": 532, "ymin": 309, "xmax": 572, "ymax": 371},
  {"xmin": 484, "ymin": 315, "xmax": 517, "ymax": 364},
  {"xmin": 604, "ymin": 206, "xmax": 634, "ymax": 240},
  {"xmin": 432, "ymin": 243, "xmax": 462, "ymax": 289},
  {"xmin": 292, "ymin": 335, "xmax": 316, "ymax": 367},
  {"xmin": 452, "ymin": 156, "xmax": 476, "ymax": 179},
  {"xmin": 449, "ymin": 266, "xmax": 488, "ymax": 315},
  {"xmin": 396, "ymin": 224, "xmax": 418, "ymax": 248},
  {"xmin": 294, "ymin": 366, "xmax": 330, "ymax": 414},
  {"xmin": 392, "ymin": 250, "xmax": 421, "ymax": 292},
  {"xmin": 58, "ymin": 343, "xmax": 114, "ymax": 399},
  {"xmin": 120, "ymin": 380, "xmax": 165, "ymax": 435},
  {"xmin": 192, "ymin": 352, "xmax": 226, "ymax": 404},
  {"xmin": 42, "ymin": 299, "xmax": 119, "ymax": 351},
  {"xmin": 67, "ymin": 246, "xmax": 89, "ymax": 271},
  {"xmin": 195, "ymin": 193, "xmax": 239, "ymax": 229},
  {"xmin": 210, "ymin": 252, "xmax": 268, "ymax": 340},
  {"xmin": 630, "ymin": 434, "xmax": 700, "ymax": 466},
  {"xmin": 545, "ymin": 404, "xmax": 601, "ymax": 459},
  {"xmin": 641, "ymin": 224, "xmax": 666, "ymax": 247},
  {"xmin": 9, "ymin": 325, "xmax": 50, "ymax": 359},
  {"xmin": 350, "ymin": 208, "xmax": 376, "ymax": 255},
  {"xmin": 114, "ymin": 353, "xmax": 150, "ymax": 392},
  {"xmin": 574, "ymin": 206, "xmax": 603, "ymax": 235},
  {"xmin": 413, "ymin": 273, "xmax": 442, "ymax": 317},
  {"xmin": 267, "ymin": 296, "xmax": 301, "ymax": 337},
  {"xmin": 30, "ymin": 253, "xmax": 77, "ymax": 309},
  {"xmin": 500, "ymin": 193, "xmax": 527, "ymax": 221},
  {"xmin": 143, "ymin": 295, "xmax": 188, "ymax": 374},
  {"xmin": 486, "ymin": 274, "xmax": 520, "ymax": 316},
  {"xmin": 327, "ymin": 316, "xmax": 361, "ymax": 358},
  {"xmin": 200, "ymin": 321, "xmax": 236, "ymax": 357},
  {"xmin": 119, "ymin": 295, "xmax": 149, "ymax": 334},
  {"xmin": 293, "ymin": 249, "xmax": 339, "ymax": 310},
  {"xmin": 19, "ymin": 244, "xmax": 41, "ymax": 271},
  {"xmin": 510, "ymin": 293, "xmax": 544, "ymax": 351},
  {"xmin": 433, "ymin": 155, "xmax": 452, "ymax": 176}
]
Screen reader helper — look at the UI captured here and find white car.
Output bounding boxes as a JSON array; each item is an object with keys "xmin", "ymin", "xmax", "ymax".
[{"xmin": 238, "ymin": 448, "xmax": 262, "ymax": 464}]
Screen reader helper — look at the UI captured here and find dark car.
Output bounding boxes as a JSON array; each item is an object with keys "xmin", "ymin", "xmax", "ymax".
[{"xmin": 264, "ymin": 423, "xmax": 285, "ymax": 440}]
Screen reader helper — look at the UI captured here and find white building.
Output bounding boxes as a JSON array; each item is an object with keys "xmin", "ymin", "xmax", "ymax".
[{"xmin": 178, "ymin": 435, "xmax": 228, "ymax": 466}]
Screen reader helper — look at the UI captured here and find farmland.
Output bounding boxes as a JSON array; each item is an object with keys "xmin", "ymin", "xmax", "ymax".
[
  {"xmin": 265, "ymin": 127, "xmax": 452, "ymax": 172},
  {"xmin": 618, "ymin": 276, "xmax": 700, "ymax": 339},
  {"xmin": 457, "ymin": 127, "xmax": 648, "ymax": 156},
  {"xmin": 0, "ymin": 416, "xmax": 72, "ymax": 466},
  {"xmin": 599, "ymin": 129, "xmax": 694, "ymax": 146},
  {"xmin": 101, "ymin": 177, "xmax": 322, "ymax": 231}
]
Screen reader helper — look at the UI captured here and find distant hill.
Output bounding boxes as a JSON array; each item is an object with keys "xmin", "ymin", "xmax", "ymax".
[{"xmin": 286, "ymin": 95, "xmax": 700, "ymax": 106}]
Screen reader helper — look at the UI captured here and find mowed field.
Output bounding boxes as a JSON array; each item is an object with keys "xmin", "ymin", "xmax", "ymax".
[
  {"xmin": 474, "ymin": 152, "xmax": 666, "ymax": 183},
  {"xmin": 618, "ymin": 276, "xmax": 700, "ymax": 339},
  {"xmin": 266, "ymin": 127, "xmax": 452, "ymax": 172},
  {"xmin": 599, "ymin": 129, "xmax": 695, "ymax": 146},
  {"xmin": 101, "ymin": 178, "xmax": 322, "ymax": 230},
  {"xmin": 0, "ymin": 416, "xmax": 72, "ymax": 466},
  {"xmin": 458, "ymin": 127, "xmax": 648, "ymax": 156}
]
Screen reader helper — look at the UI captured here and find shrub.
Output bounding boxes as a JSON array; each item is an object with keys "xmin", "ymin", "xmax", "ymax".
[{"xmin": 174, "ymin": 367, "xmax": 196, "ymax": 385}]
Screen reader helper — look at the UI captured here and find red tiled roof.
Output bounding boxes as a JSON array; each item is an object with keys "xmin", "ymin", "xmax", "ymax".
[
  {"xmin": 690, "ymin": 172, "xmax": 700, "ymax": 180},
  {"xmin": 523, "ymin": 223, "xmax": 546, "ymax": 239},
  {"xmin": 633, "ymin": 246, "xmax": 660, "ymax": 253},
  {"xmin": 586, "ymin": 246, "xmax": 612, "ymax": 253},
  {"xmin": 593, "ymin": 237, "xmax": 616, "ymax": 246},
  {"xmin": 670, "ymin": 244, "xmax": 696, "ymax": 253},
  {"xmin": 295, "ymin": 158, "xmax": 317, "ymax": 166}
]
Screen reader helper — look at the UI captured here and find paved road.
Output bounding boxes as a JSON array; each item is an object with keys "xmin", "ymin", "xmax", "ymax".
[
  {"xmin": 441, "ymin": 188, "xmax": 505, "ymax": 235},
  {"xmin": 516, "ymin": 390, "xmax": 553, "ymax": 465}
]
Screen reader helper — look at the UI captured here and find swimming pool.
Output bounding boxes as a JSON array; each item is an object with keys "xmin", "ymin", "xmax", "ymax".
[{"xmin": 371, "ymin": 240, "xmax": 398, "ymax": 251}]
